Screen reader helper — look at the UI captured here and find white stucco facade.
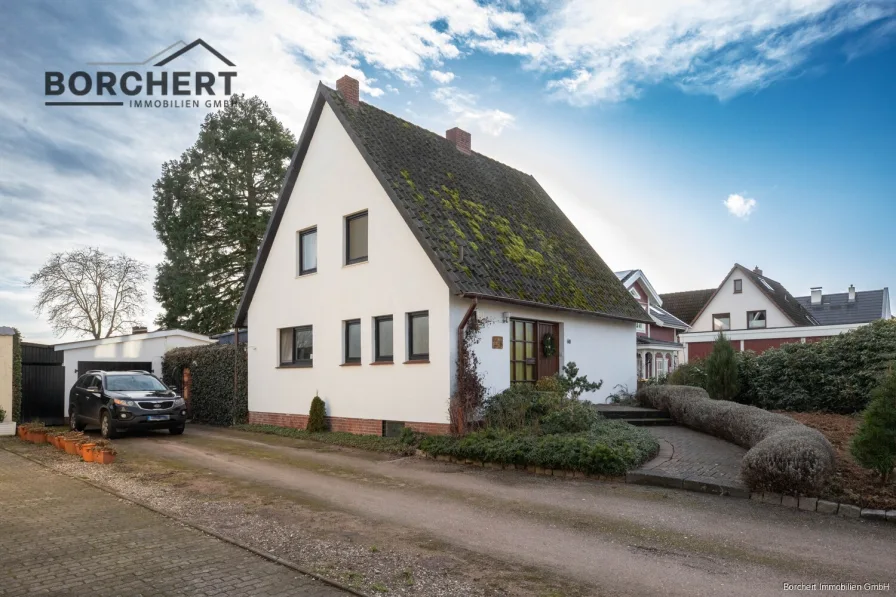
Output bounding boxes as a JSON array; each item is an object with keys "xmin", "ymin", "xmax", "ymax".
[
  {"xmin": 246, "ymin": 103, "xmax": 452, "ymax": 424},
  {"xmin": 55, "ymin": 331, "xmax": 214, "ymax": 415},
  {"xmin": 451, "ymin": 297, "xmax": 638, "ymax": 402},
  {"xmin": 690, "ymin": 270, "xmax": 793, "ymax": 331}
]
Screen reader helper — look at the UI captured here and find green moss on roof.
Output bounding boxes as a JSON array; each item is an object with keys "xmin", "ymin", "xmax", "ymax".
[{"xmin": 326, "ymin": 87, "xmax": 649, "ymax": 322}]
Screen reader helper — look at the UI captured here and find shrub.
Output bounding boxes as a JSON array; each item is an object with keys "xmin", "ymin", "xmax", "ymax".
[
  {"xmin": 606, "ymin": 385, "xmax": 639, "ymax": 406},
  {"xmin": 420, "ymin": 420, "xmax": 658, "ymax": 475},
  {"xmin": 534, "ymin": 376, "xmax": 563, "ymax": 392},
  {"xmin": 850, "ymin": 370, "xmax": 896, "ymax": 484},
  {"xmin": 638, "ymin": 385, "xmax": 835, "ymax": 494},
  {"xmin": 162, "ymin": 344, "xmax": 247, "ymax": 426},
  {"xmin": 11, "ymin": 329, "xmax": 22, "ymax": 423},
  {"xmin": 666, "ymin": 360, "xmax": 707, "ymax": 389},
  {"xmin": 704, "ymin": 333, "xmax": 739, "ymax": 401},
  {"xmin": 539, "ymin": 400, "xmax": 601, "ymax": 435},
  {"xmin": 307, "ymin": 395, "xmax": 328, "ymax": 432},
  {"xmin": 480, "ymin": 385, "xmax": 563, "ymax": 432},
  {"xmin": 0, "ymin": 407, "xmax": 6, "ymax": 423},
  {"xmin": 557, "ymin": 361, "xmax": 602, "ymax": 400}
]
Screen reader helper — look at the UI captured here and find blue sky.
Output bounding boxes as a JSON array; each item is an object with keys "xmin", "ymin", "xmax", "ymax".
[{"xmin": 1, "ymin": 0, "xmax": 894, "ymax": 341}]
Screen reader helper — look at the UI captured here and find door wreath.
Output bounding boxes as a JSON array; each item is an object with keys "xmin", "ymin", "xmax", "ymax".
[{"xmin": 542, "ymin": 333, "xmax": 557, "ymax": 357}]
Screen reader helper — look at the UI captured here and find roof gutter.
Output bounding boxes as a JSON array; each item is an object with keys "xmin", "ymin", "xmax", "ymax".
[{"xmin": 460, "ymin": 293, "xmax": 652, "ymax": 325}]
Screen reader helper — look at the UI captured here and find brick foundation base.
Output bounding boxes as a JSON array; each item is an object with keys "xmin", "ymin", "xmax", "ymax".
[{"xmin": 247, "ymin": 411, "xmax": 450, "ymax": 436}]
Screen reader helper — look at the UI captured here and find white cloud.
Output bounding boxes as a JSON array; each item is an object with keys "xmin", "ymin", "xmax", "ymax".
[
  {"xmin": 431, "ymin": 86, "xmax": 515, "ymax": 135},
  {"xmin": 430, "ymin": 70, "xmax": 456, "ymax": 84},
  {"xmin": 724, "ymin": 194, "xmax": 757, "ymax": 219}
]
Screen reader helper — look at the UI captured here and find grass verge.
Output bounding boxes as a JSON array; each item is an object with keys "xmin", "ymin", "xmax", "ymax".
[{"xmin": 234, "ymin": 424, "xmax": 418, "ymax": 455}]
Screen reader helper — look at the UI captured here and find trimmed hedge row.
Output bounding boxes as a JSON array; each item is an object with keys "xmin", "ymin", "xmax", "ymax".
[
  {"xmin": 637, "ymin": 385, "xmax": 835, "ymax": 494},
  {"xmin": 162, "ymin": 344, "xmax": 247, "ymax": 426},
  {"xmin": 11, "ymin": 329, "xmax": 22, "ymax": 423},
  {"xmin": 420, "ymin": 421, "xmax": 659, "ymax": 476}
]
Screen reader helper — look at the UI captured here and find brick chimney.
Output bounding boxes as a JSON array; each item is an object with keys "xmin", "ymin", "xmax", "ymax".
[
  {"xmin": 446, "ymin": 127, "xmax": 471, "ymax": 154},
  {"xmin": 753, "ymin": 266, "xmax": 762, "ymax": 276},
  {"xmin": 336, "ymin": 75, "xmax": 359, "ymax": 108},
  {"xmin": 848, "ymin": 284, "xmax": 856, "ymax": 303}
]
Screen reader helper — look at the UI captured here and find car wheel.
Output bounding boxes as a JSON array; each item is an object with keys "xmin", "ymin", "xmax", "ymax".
[
  {"xmin": 70, "ymin": 409, "xmax": 86, "ymax": 432},
  {"xmin": 169, "ymin": 424, "xmax": 185, "ymax": 436},
  {"xmin": 100, "ymin": 411, "xmax": 119, "ymax": 439}
]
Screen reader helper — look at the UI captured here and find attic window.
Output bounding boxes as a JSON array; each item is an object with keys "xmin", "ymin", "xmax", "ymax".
[
  {"xmin": 758, "ymin": 278, "xmax": 774, "ymax": 292},
  {"xmin": 345, "ymin": 211, "xmax": 368, "ymax": 265},
  {"xmin": 733, "ymin": 279, "xmax": 742, "ymax": 294}
]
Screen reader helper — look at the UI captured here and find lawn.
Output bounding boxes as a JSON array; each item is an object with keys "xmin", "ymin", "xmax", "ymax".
[{"xmin": 781, "ymin": 412, "xmax": 895, "ymax": 510}]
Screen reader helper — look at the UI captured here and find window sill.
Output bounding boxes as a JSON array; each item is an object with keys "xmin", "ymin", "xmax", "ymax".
[
  {"xmin": 296, "ymin": 271, "xmax": 318, "ymax": 278},
  {"xmin": 277, "ymin": 363, "xmax": 312, "ymax": 369},
  {"xmin": 343, "ymin": 259, "xmax": 368, "ymax": 268},
  {"xmin": 370, "ymin": 361, "xmax": 394, "ymax": 366},
  {"xmin": 340, "ymin": 362, "xmax": 362, "ymax": 367},
  {"xmin": 403, "ymin": 359, "xmax": 430, "ymax": 365}
]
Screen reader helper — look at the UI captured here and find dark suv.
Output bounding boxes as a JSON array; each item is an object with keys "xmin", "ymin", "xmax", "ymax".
[{"xmin": 69, "ymin": 370, "xmax": 187, "ymax": 438}]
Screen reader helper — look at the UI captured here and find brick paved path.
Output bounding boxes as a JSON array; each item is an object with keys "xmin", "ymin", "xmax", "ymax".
[
  {"xmin": 0, "ymin": 449, "xmax": 346, "ymax": 597},
  {"xmin": 629, "ymin": 426, "xmax": 749, "ymax": 495}
]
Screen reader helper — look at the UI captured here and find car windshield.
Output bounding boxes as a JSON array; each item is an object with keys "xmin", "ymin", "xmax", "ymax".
[{"xmin": 105, "ymin": 375, "xmax": 168, "ymax": 392}]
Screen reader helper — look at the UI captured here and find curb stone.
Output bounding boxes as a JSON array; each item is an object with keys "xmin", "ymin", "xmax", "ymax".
[
  {"xmin": 860, "ymin": 509, "xmax": 887, "ymax": 521},
  {"xmin": 816, "ymin": 500, "xmax": 839, "ymax": 515},
  {"xmin": 838, "ymin": 504, "xmax": 862, "ymax": 518},
  {"xmin": 798, "ymin": 497, "xmax": 817, "ymax": 512},
  {"xmin": 781, "ymin": 495, "xmax": 798, "ymax": 509}
]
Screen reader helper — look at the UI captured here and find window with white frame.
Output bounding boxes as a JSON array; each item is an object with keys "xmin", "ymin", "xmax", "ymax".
[{"xmin": 747, "ymin": 310, "xmax": 767, "ymax": 329}]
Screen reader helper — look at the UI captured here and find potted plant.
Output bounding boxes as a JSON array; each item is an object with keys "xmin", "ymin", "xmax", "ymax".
[
  {"xmin": 62, "ymin": 431, "xmax": 84, "ymax": 455},
  {"xmin": 17, "ymin": 422, "xmax": 30, "ymax": 439},
  {"xmin": 27, "ymin": 422, "xmax": 47, "ymax": 444},
  {"xmin": 0, "ymin": 407, "xmax": 15, "ymax": 437},
  {"xmin": 94, "ymin": 441, "xmax": 117, "ymax": 465},
  {"xmin": 77, "ymin": 437, "xmax": 96, "ymax": 460}
]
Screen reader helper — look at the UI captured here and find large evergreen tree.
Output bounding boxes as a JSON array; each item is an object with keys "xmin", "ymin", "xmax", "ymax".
[
  {"xmin": 705, "ymin": 332, "xmax": 740, "ymax": 401},
  {"xmin": 153, "ymin": 95, "xmax": 295, "ymax": 333}
]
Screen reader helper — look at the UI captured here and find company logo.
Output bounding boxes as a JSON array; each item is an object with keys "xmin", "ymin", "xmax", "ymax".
[{"xmin": 45, "ymin": 39, "xmax": 237, "ymax": 109}]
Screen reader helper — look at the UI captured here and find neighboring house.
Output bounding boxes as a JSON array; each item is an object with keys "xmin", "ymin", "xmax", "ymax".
[
  {"xmin": 210, "ymin": 329, "xmax": 248, "ymax": 345},
  {"xmin": 54, "ymin": 328, "xmax": 215, "ymax": 419},
  {"xmin": 233, "ymin": 75, "xmax": 650, "ymax": 436},
  {"xmin": 615, "ymin": 270, "xmax": 689, "ymax": 379},
  {"xmin": 675, "ymin": 264, "xmax": 891, "ymax": 360}
]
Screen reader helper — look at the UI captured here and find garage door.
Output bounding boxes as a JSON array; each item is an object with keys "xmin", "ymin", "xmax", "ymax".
[{"xmin": 77, "ymin": 361, "xmax": 155, "ymax": 376}]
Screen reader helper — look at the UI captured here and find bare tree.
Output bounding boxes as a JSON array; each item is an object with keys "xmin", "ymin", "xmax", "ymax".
[{"xmin": 29, "ymin": 248, "xmax": 149, "ymax": 339}]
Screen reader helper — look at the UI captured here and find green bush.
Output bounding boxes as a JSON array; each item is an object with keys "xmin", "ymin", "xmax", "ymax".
[
  {"xmin": 307, "ymin": 395, "xmax": 327, "ymax": 432},
  {"xmin": 11, "ymin": 329, "xmax": 22, "ymax": 423},
  {"xmin": 638, "ymin": 385, "xmax": 835, "ymax": 494},
  {"xmin": 420, "ymin": 420, "xmax": 658, "ymax": 476},
  {"xmin": 705, "ymin": 333, "xmax": 740, "ymax": 401},
  {"xmin": 539, "ymin": 400, "xmax": 601, "ymax": 435},
  {"xmin": 534, "ymin": 376, "xmax": 563, "ymax": 392},
  {"xmin": 480, "ymin": 385, "xmax": 563, "ymax": 431},
  {"xmin": 850, "ymin": 369, "xmax": 896, "ymax": 484},
  {"xmin": 556, "ymin": 361, "xmax": 603, "ymax": 399},
  {"xmin": 666, "ymin": 360, "xmax": 707, "ymax": 389},
  {"xmin": 162, "ymin": 344, "xmax": 247, "ymax": 426}
]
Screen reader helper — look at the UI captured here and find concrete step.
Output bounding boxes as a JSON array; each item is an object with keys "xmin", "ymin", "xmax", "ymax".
[{"xmin": 624, "ymin": 418, "xmax": 675, "ymax": 426}]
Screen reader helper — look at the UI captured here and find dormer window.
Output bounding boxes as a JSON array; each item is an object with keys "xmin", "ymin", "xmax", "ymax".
[
  {"xmin": 629, "ymin": 287, "xmax": 640, "ymax": 299},
  {"xmin": 734, "ymin": 279, "xmax": 742, "ymax": 294}
]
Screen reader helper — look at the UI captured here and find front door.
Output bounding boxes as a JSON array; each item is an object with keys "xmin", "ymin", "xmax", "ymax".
[{"xmin": 536, "ymin": 322, "xmax": 560, "ymax": 379}]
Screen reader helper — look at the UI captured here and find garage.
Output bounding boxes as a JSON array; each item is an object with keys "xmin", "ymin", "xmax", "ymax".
[{"xmin": 54, "ymin": 329, "xmax": 215, "ymax": 420}]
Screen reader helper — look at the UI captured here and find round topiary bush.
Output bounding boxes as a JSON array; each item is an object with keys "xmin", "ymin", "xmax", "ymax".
[{"xmin": 307, "ymin": 395, "xmax": 328, "ymax": 433}]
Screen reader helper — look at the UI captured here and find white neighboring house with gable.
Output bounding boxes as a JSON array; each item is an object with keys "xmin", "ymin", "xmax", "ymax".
[{"xmin": 233, "ymin": 75, "xmax": 651, "ymax": 436}]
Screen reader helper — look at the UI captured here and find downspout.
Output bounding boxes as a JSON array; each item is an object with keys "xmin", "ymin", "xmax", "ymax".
[{"xmin": 454, "ymin": 296, "xmax": 478, "ymax": 435}]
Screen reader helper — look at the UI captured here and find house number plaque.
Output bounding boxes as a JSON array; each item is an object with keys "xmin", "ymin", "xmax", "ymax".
[{"xmin": 492, "ymin": 336, "xmax": 503, "ymax": 349}]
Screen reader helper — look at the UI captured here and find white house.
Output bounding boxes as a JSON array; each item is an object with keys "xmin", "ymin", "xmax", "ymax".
[
  {"xmin": 233, "ymin": 75, "xmax": 651, "ymax": 435},
  {"xmin": 54, "ymin": 328, "xmax": 215, "ymax": 418},
  {"xmin": 670, "ymin": 264, "xmax": 891, "ymax": 360}
]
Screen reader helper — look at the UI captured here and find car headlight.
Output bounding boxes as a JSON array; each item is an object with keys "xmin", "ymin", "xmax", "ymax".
[
  {"xmin": 173, "ymin": 398, "xmax": 185, "ymax": 407},
  {"xmin": 113, "ymin": 399, "xmax": 136, "ymax": 407}
]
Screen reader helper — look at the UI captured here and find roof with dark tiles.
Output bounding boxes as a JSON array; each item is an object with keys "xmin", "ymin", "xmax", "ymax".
[
  {"xmin": 735, "ymin": 265, "xmax": 818, "ymax": 326},
  {"xmin": 658, "ymin": 289, "xmax": 716, "ymax": 325},
  {"xmin": 236, "ymin": 83, "xmax": 651, "ymax": 326},
  {"xmin": 795, "ymin": 289, "xmax": 889, "ymax": 325}
]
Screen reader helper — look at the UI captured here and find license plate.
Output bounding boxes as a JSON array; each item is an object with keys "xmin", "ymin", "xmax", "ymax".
[{"xmin": 147, "ymin": 415, "xmax": 170, "ymax": 421}]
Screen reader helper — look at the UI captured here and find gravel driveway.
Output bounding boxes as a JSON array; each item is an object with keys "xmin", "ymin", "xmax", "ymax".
[{"xmin": 5, "ymin": 427, "xmax": 894, "ymax": 596}]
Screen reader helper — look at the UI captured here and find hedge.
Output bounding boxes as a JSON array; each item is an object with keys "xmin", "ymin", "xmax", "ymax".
[
  {"xmin": 669, "ymin": 320, "xmax": 896, "ymax": 413},
  {"xmin": 420, "ymin": 420, "xmax": 659, "ymax": 476},
  {"xmin": 162, "ymin": 344, "xmax": 247, "ymax": 426},
  {"xmin": 11, "ymin": 329, "xmax": 22, "ymax": 423},
  {"xmin": 638, "ymin": 385, "xmax": 835, "ymax": 494}
]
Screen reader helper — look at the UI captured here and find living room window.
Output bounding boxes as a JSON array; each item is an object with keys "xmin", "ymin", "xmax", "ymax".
[
  {"xmin": 374, "ymin": 315, "xmax": 393, "ymax": 362},
  {"xmin": 298, "ymin": 227, "xmax": 317, "ymax": 275},
  {"xmin": 712, "ymin": 313, "xmax": 731, "ymax": 331},
  {"xmin": 345, "ymin": 211, "xmax": 368, "ymax": 265},
  {"xmin": 344, "ymin": 319, "xmax": 361, "ymax": 364},
  {"xmin": 407, "ymin": 311, "xmax": 429, "ymax": 361},
  {"xmin": 747, "ymin": 310, "xmax": 767, "ymax": 329},
  {"xmin": 279, "ymin": 325, "xmax": 313, "ymax": 367},
  {"xmin": 733, "ymin": 279, "xmax": 742, "ymax": 293}
]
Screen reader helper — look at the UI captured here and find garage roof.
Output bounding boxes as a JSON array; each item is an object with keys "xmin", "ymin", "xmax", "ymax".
[{"xmin": 53, "ymin": 329, "xmax": 214, "ymax": 351}]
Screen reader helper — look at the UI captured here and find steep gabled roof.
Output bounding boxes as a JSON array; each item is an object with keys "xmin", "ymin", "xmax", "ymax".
[
  {"xmin": 658, "ymin": 288, "xmax": 715, "ymax": 325},
  {"xmin": 235, "ymin": 84, "xmax": 650, "ymax": 326},
  {"xmin": 795, "ymin": 288, "xmax": 890, "ymax": 325},
  {"xmin": 648, "ymin": 305, "xmax": 689, "ymax": 329}
]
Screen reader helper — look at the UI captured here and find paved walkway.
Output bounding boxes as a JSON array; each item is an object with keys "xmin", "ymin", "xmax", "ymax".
[
  {"xmin": 0, "ymin": 449, "xmax": 346, "ymax": 597},
  {"xmin": 628, "ymin": 426, "xmax": 749, "ymax": 497}
]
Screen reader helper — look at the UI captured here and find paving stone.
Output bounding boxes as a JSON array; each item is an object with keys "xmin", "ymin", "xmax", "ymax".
[
  {"xmin": 817, "ymin": 500, "xmax": 839, "ymax": 515},
  {"xmin": 838, "ymin": 504, "xmax": 862, "ymax": 518},
  {"xmin": 0, "ymin": 449, "xmax": 346, "ymax": 597},
  {"xmin": 798, "ymin": 497, "xmax": 818, "ymax": 512},
  {"xmin": 860, "ymin": 509, "xmax": 888, "ymax": 521},
  {"xmin": 781, "ymin": 495, "xmax": 799, "ymax": 509}
]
